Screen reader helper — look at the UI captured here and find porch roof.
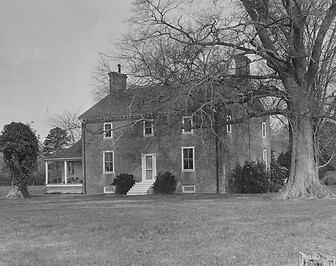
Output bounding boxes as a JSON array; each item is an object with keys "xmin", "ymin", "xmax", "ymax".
[{"xmin": 44, "ymin": 139, "xmax": 82, "ymax": 161}]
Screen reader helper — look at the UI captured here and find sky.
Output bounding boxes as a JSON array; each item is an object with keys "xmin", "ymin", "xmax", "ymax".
[{"xmin": 0, "ymin": 0, "xmax": 133, "ymax": 141}]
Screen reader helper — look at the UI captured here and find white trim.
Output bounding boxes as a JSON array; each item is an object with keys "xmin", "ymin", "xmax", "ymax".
[
  {"xmin": 46, "ymin": 184, "xmax": 83, "ymax": 187},
  {"xmin": 182, "ymin": 116, "xmax": 193, "ymax": 134},
  {"xmin": 143, "ymin": 119, "xmax": 154, "ymax": 137},
  {"xmin": 103, "ymin": 151, "xmax": 114, "ymax": 173},
  {"xmin": 181, "ymin": 146, "xmax": 195, "ymax": 171},
  {"xmin": 141, "ymin": 154, "xmax": 157, "ymax": 181},
  {"xmin": 45, "ymin": 161, "xmax": 48, "ymax": 185},
  {"xmin": 262, "ymin": 149, "xmax": 268, "ymax": 165},
  {"xmin": 103, "ymin": 122, "xmax": 113, "ymax": 139},
  {"xmin": 226, "ymin": 115, "xmax": 232, "ymax": 133},
  {"xmin": 182, "ymin": 185, "xmax": 196, "ymax": 193},
  {"xmin": 262, "ymin": 122, "xmax": 267, "ymax": 138}
]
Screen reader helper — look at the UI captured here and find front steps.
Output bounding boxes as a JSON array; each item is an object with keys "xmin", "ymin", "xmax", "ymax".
[{"xmin": 127, "ymin": 180, "xmax": 155, "ymax": 196}]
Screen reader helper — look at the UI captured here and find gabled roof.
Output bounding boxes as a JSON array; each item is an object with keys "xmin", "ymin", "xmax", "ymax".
[
  {"xmin": 44, "ymin": 139, "xmax": 82, "ymax": 161},
  {"xmin": 79, "ymin": 85, "xmax": 181, "ymax": 122}
]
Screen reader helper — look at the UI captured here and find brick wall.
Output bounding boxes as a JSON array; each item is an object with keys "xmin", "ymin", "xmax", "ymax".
[{"xmin": 83, "ymin": 114, "xmax": 270, "ymax": 194}]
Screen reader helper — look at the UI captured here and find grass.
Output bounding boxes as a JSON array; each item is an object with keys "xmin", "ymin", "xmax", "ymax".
[{"xmin": 1, "ymin": 186, "xmax": 336, "ymax": 265}]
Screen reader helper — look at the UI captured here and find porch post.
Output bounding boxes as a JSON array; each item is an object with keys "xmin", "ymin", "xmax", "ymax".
[
  {"xmin": 64, "ymin": 161, "xmax": 68, "ymax": 184},
  {"xmin": 45, "ymin": 161, "xmax": 48, "ymax": 185}
]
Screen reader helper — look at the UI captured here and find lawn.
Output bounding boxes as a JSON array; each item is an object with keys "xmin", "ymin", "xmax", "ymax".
[{"xmin": 1, "ymin": 186, "xmax": 336, "ymax": 265}]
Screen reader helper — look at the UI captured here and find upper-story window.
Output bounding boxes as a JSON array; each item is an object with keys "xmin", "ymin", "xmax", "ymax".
[
  {"xmin": 143, "ymin": 119, "xmax": 154, "ymax": 136},
  {"xmin": 103, "ymin": 122, "xmax": 113, "ymax": 138},
  {"xmin": 103, "ymin": 151, "xmax": 114, "ymax": 173},
  {"xmin": 182, "ymin": 147, "xmax": 195, "ymax": 171},
  {"xmin": 182, "ymin": 116, "xmax": 193, "ymax": 134},
  {"xmin": 226, "ymin": 115, "xmax": 232, "ymax": 133},
  {"xmin": 262, "ymin": 122, "xmax": 267, "ymax": 138}
]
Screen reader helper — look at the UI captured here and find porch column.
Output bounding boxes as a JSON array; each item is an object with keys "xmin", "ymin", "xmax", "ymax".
[
  {"xmin": 64, "ymin": 161, "xmax": 68, "ymax": 184},
  {"xmin": 45, "ymin": 161, "xmax": 48, "ymax": 185}
]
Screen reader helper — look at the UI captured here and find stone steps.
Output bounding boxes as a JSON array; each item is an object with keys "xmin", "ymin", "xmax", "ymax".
[{"xmin": 127, "ymin": 180, "xmax": 155, "ymax": 195}]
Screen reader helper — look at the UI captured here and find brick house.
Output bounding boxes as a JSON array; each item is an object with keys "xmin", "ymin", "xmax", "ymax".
[{"xmin": 44, "ymin": 64, "xmax": 271, "ymax": 195}]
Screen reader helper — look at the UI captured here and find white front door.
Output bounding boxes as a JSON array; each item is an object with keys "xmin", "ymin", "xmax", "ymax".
[{"xmin": 142, "ymin": 154, "xmax": 157, "ymax": 181}]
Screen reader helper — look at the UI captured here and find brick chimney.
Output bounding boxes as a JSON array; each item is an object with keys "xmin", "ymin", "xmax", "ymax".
[
  {"xmin": 108, "ymin": 64, "xmax": 127, "ymax": 93},
  {"xmin": 234, "ymin": 55, "xmax": 251, "ymax": 75}
]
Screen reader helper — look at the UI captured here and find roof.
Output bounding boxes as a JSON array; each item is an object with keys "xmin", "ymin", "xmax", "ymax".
[
  {"xmin": 44, "ymin": 139, "xmax": 82, "ymax": 161},
  {"xmin": 79, "ymin": 85, "xmax": 182, "ymax": 122}
]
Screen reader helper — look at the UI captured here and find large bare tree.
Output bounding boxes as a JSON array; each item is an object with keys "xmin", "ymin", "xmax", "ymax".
[{"xmin": 107, "ymin": 0, "xmax": 336, "ymax": 199}]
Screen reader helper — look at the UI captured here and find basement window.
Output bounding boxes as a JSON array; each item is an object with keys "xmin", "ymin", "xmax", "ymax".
[{"xmin": 182, "ymin": 185, "xmax": 196, "ymax": 193}]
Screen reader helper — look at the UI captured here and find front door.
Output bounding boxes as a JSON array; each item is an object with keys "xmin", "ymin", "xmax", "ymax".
[{"xmin": 141, "ymin": 154, "xmax": 157, "ymax": 181}]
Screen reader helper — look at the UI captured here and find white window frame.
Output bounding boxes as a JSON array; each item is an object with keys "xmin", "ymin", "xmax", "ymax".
[
  {"xmin": 262, "ymin": 149, "xmax": 268, "ymax": 165},
  {"xmin": 103, "ymin": 151, "xmax": 114, "ymax": 173},
  {"xmin": 182, "ymin": 146, "xmax": 195, "ymax": 171},
  {"xmin": 182, "ymin": 116, "xmax": 193, "ymax": 134},
  {"xmin": 182, "ymin": 185, "xmax": 196, "ymax": 193},
  {"xmin": 226, "ymin": 115, "xmax": 232, "ymax": 133},
  {"xmin": 262, "ymin": 122, "xmax": 267, "ymax": 138},
  {"xmin": 143, "ymin": 119, "xmax": 154, "ymax": 137},
  {"xmin": 103, "ymin": 122, "xmax": 113, "ymax": 139}
]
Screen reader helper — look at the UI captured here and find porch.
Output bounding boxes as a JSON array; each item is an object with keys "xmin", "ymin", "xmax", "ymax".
[{"xmin": 44, "ymin": 139, "xmax": 84, "ymax": 194}]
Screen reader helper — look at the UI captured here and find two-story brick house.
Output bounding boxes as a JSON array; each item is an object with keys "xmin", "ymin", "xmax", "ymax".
[{"xmin": 44, "ymin": 62, "xmax": 271, "ymax": 195}]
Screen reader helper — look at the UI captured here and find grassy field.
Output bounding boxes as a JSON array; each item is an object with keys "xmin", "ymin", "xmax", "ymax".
[{"xmin": 1, "ymin": 186, "xmax": 336, "ymax": 265}]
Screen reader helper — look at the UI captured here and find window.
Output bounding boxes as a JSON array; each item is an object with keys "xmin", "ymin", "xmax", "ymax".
[
  {"xmin": 262, "ymin": 149, "xmax": 268, "ymax": 165},
  {"xmin": 182, "ymin": 116, "xmax": 193, "ymax": 134},
  {"xmin": 226, "ymin": 115, "xmax": 232, "ymax": 133},
  {"xmin": 143, "ymin": 119, "xmax": 154, "ymax": 136},
  {"xmin": 68, "ymin": 161, "xmax": 74, "ymax": 174},
  {"xmin": 182, "ymin": 147, "xmax": 195, "ymax": 171},
  {"xmin": 103, "ymin": 151, "xmax": 114, "ymax": 173},
  {"xmin": 262, "ymin": 122, "xmax": 267, "ymax": 138},
  {"xmin": 103, "ymin": 122, "xmax": 113, "ymax": 138},
  {"xmin": 182, "ymin": 185, "xmax": 196, "ymax": 193}
]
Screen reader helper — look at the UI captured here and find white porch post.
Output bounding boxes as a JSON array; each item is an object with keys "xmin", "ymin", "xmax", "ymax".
[
  {"xmin": 45, "ymin": 161, "xmax": 48, "ymax": 185},
  {"xmin": 64, "ymin": 161, "xmax": 68, "ymax": 184}
]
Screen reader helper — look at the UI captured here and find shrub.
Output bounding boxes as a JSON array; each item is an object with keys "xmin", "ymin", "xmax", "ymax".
[
  {"xmin": 111, "ymin": 173, "xmax": 135, "ymax": 194},
  {"xmin": 153, "ymin": 172, "xmax": 177, "ymax": 194},
  {"xmin": 320, "ymin": 171, "xmax": 336, "ymax": 185},
  {"xmin": 229, "ymin": 161, "xmax": 269, "ymax": 194},
  {"xmin": 268, "ymin": 161, "xmax": 288, "ymax": 192}
]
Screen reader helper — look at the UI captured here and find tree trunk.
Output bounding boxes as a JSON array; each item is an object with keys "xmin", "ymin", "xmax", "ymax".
[
  {"xmin": 6, "ymin": 185, "xmax": 31, "ymax": 198},
  {"xmin": 277, "ymin": 113, "xmax": 334, "ymax": 199}
]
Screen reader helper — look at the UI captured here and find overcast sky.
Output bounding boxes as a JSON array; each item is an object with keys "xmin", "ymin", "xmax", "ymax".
[{"xmin": 0, "ymin": 0, "xmax": 133, "ymax": 141}]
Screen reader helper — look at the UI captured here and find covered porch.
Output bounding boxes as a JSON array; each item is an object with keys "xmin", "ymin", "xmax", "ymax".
[{"xmin": 44, "ymin": 140, "xmax": 84, "ymax": 194}]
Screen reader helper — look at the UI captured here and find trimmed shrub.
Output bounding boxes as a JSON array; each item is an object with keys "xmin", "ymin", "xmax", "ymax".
[
  {"xmin": 153, "ymin": 172, "xmax": 177, "ymax": 194},
  {"xmin": 111, "ymin": 173, "xmax": 135, "ymax": 194},
  {"xmin": 229, "ymin": 161, "xmax": 269, "ymax": 194}
]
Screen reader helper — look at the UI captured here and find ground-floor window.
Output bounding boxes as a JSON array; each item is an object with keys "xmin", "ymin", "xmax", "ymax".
[
  {"xmin": 262, "ymin": 149, "xmax": 267, "ymax": 166},
  {"xmin": 103, "ymin": 151, "xmax": 114, "ymax": 173},
  {"xmin": 182, "ymin": 147, "xmax": 195, "ymax": 171}
]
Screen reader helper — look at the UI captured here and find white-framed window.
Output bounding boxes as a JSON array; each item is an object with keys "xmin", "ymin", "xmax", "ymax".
[
  {"xmin": 103, "ymin": 122, "xmax": 113, "ymax": 138},
  {"xmin": 262, "ymin": 122, "xmax": 267, "ymax": 138},
  {"xmin": 143, "ymin": 119, "xmax": 154, "ymax": 136},
  {"xmin": 226, "ymin": 115, "xmax": 232, "ymax": 133},
  {"xmin": 68, "ymin": 161, "xmax": 74, "ymax": 174},
  {"xmin": 182, "ymin": 185, "xmax": 196, "ymax": 193},
  {"xmin": 262, "ymin": 149, "xmax": 268, "ymax": 165},
  {"xmin": 182, "ymin": 116, "xmax": 193, "ymax": 134},
  {"xmin": 103, "ymin": 151, "xmax": 114, "ymax": 173},
  {"xmin": 182, "ymin": 147, "xmax": 195, "ymax": 171}
]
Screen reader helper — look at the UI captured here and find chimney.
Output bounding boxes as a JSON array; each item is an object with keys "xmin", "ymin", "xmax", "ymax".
[
  {"xmin": 234, "ymin": 55, "xmax": 251, "ymax": 75},
  {"xmin": 108, "ymin": 65, "xmax": 127, "ymax": 93}
]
